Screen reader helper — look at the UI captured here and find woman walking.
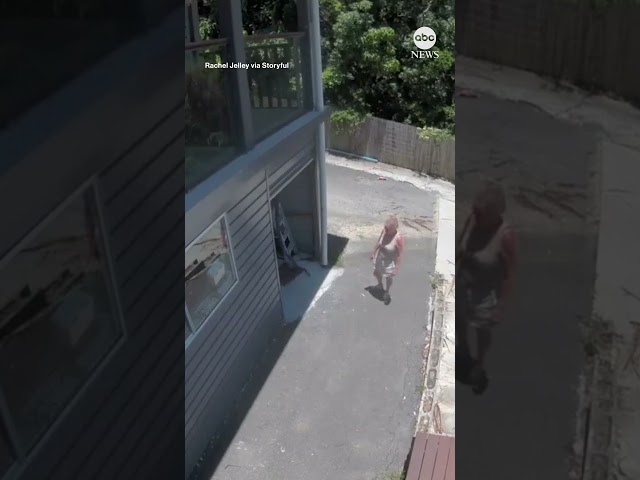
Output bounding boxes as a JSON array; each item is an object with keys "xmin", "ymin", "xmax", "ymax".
[
  {"xmin": 456, "ymin": 182, "xmax": 517, "ymax": 394},
  {"xmin": 370, "ymin": 215, "xmax": 405, "ymax": 305}
]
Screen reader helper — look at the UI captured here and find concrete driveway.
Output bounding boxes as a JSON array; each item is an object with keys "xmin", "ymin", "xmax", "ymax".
[
  {"xmin": 455, "ymin": 91, "xmax": 600, "ymax": 479},
  {"xmin": 210, "ymin": 163, "xmax": 437, "ymax": 480}
]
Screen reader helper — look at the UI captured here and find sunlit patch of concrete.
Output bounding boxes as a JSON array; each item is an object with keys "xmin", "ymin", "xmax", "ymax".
[{"xmin": 280, "ymin": 259, "xmax": 344, "ymax": 323}]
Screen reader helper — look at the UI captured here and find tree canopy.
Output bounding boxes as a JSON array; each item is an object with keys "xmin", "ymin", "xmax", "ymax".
[
  {"xmin": 196, "ymin": 0, "xmax": 455, "ymax": 133},
  {"xmin": 321, "ymin": 0, "xmax": 455, "ymax": 133}
]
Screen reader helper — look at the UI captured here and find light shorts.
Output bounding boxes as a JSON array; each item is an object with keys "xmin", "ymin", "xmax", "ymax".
[
  {"xmin": 462, "ymin": 287, "xmax": 500, "ymax": 330},
  {"xmin": 374, "ymin": 255, "xmax": 396, "ymax": 278}
]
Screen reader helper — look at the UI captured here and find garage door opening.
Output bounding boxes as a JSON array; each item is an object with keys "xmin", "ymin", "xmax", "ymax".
[{"xmin": 270, "ymin": 161, "xmax": 318, "ymax": 287}]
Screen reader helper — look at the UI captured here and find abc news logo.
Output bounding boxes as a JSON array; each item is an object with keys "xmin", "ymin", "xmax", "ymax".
[{"xmin": 411, "ymin": 27, "xmax": 440, "ymax": 59}]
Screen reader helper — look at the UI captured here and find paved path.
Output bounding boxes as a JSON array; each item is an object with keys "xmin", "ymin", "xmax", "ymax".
[
  {"xmin": 459, "ymin": 55, "xmax": 640, "ymax": 479},
  {"xmin": 324, "ymin": 154, "xmax": 457, "ymax": 437},
  {"xmin": 458, "ymin": 55, "xmax": 640, "ymax": 479},
  {"xmin": 211, "ymin": 164, "xmax": 437, "ymax": 480},
  {"xmin": 454, "ymin": 86, "xmax": 600, "ymax": 479}
]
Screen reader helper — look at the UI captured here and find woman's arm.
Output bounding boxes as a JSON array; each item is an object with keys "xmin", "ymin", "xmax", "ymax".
[
  {"xmin": 496, "ymin": 228, "xmax": 517, "ymax": 319},
  {"xmin": 395, "ymin": 234, "xmax": 405, "ymax": 271},
  {"xmin": 370, "ymin": 240, "xmax": 381, "ymax": 259},
  {"xmin": 501, "ymin": 229, "xmax": 517, "ymax": 279},
  {"xmin": 370, "ymin": 229, "xmax": 384, "ymax": 259},
  {"xmin": 455, "ymin": 212, "xmax": 475, "ymax": 270}
]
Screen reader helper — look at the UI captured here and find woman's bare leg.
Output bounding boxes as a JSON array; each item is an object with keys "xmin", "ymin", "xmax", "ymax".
[
  {"xmin": 373, "ymin": 270, "xmax": 383, "ymax": 288},
  {"xmin": 476, "ymin": 327, "xmax": 492, "ymax": 367},
  {"xmin": 383, "ymin": 276, "xmax": 393, "ymax": 304}
]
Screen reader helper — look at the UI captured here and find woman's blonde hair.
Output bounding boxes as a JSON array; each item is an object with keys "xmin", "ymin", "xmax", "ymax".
[
  {"xmin": 474, "ymin": 181, "xmax": 506, "ymax": 215},
  {"xmin": 384, "ymin": 215, "xmax": 399, "ymax": 230}
]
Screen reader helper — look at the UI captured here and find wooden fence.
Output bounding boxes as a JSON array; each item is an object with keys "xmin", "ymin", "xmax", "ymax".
[
  {"xmin": 457, "ymin": 0, "xmax": 640, "ymax": 105},
  {"xmin": 325, "ymin": 116, "xmax": 455, "ymax": 182}
]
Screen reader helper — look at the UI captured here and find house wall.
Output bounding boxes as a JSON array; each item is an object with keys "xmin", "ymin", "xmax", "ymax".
[
  {"xmin": 184, "ymin": 169, "xmax": 282, "ymax": 475},
  {"xmin": 0, "ymin": 11, "xmax": 184, "ymax": 480},
  {"xmin": 184, "ymin": 117, "xmax": 321, "ymax": 477}
]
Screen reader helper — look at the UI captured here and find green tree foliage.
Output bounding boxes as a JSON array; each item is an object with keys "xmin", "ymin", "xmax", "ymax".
[
  {"xmin": 197, "ymin": 1, "xmax": 219, "ymax": 38},
  {"xmin": 197, "ymin": 0, "xmax": 297, "ymax": 38},
  {"xmin": 194, "ymin": 0, "xmax": 454, "ymax": 132},
  {"xmin": 398, "ymin": 2, "xmax": 455, "ymax": 131},
  {"xmin": 323, "ymin": 0, "xmax": 455, "ymax": 132},
  {"xmin": 242, "ymin": 0, "xmax": 278, "ymax": 34},
  {"xmin": 272, "ymin": 0, "xmax": 299, "ymax": 32}
]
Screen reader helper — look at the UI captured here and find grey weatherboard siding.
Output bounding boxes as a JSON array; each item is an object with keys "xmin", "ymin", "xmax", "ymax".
[
  {"xmin": 267, "ymin": 144, "xmax": 314, "ymax": 195},
  {"xmin": 0, "ymin": 10, "xmax": 185, "ymax": 479},
  {"xmin": 16, "ymin": 105, "xmax": 184, "ymax": 480},
  {"xmin": 185, "ymin": 134, "xmax": 318, "ymax": 476}
]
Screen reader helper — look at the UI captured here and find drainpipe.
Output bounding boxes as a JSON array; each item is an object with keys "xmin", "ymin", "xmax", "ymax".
[{"xmin": 309, "ymin": 0, "xmax": 328, "ymax": 267}]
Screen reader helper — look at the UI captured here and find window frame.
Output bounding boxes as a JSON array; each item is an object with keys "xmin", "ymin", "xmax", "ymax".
[
  {"xmin": 0, "ymin": 177, "xmax": 127, "ymax": 479},
  {"xmin": 184, "ymin": 212, "xmax": 238, "ymax": 348}
]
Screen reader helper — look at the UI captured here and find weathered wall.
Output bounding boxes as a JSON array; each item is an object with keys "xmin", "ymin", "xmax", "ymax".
[
  {"xmin": 457, "ymin": 0, "xmax": 640, "ymax": 104},
  {"xmin": 184, "ymin": 169, "xmax": 282, "ymax": 476},
  {"xmin": 184, "ymin": 124, "xmax": 319, "ymax": 477},
  {"xmin": 0, "ymin": 16, "xmax": 185, "ymax": 478},
  {"xmin": 326, "ymin": 116, "xmax": 455, "ymax": 182}
]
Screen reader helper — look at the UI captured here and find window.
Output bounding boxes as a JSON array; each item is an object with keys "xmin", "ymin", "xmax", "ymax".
[
  {"xmin": 185, "ymin": 1, "xmax": 238, "ymax": 192},
  {"xmin": 185, "ymin": 40, "xmax": 237, "ymax": 192},
  {"xmin": 185, "ymin": 215, "xmax": 237, "ymax": 337},
  {"xmin": 0, "ymin": 183, "xmax": 123, "ymax": 459}
]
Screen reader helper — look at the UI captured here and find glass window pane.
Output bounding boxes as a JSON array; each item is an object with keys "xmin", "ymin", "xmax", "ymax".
[
  {"xmin": 246, "ymin": 35, "xmax": 309, "ymax": 142},
  {"xmin": 0, "ymin": 424, "xmax": 15, "ymax": 478},
  {"xmin": 0, "ymin": 187, "xmax": 123, "ymax": 451},
  {"xmin": 185, "ymin": 43, "xmax": 238, "ymax": 192},
  {"xmin": 185, "ymin": 318, "xmax": 191, "ymax": 341},
  {"xmin": 185, "ymin": 216, "xmax": 237, "ymax": 331}
]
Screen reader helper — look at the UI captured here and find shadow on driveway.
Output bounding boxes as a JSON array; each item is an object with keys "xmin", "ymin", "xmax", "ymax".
[
  {"xmin": 365, "ymin": 285, "xmax": 385, "ymax": 302},
  {"xmin": 189, "ymin": 234, "xmax": 349, "ymax": 480}
]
